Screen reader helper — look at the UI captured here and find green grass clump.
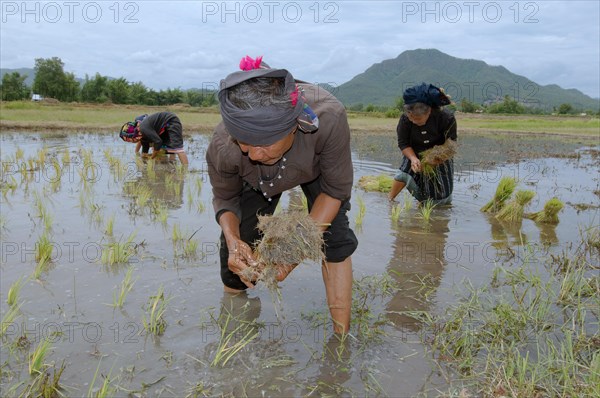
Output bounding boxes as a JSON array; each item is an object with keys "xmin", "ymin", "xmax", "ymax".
[
  {"xmin": 357, "ymin": 175, "xmax": 394, "ymax": 193},
  {"xmin": 526, "ymin": 197, "xmax": 564, "ymax": 223},
  {"xmin": 481, "ymin": 176, "xmax": 518, "ymax": 213},
  {"xmin": 496, "ymin": 190, "xmax": 536, "ymax": 223}
]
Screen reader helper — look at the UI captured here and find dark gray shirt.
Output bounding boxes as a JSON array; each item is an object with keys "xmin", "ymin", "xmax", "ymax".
[{"xmin": 206, "ymin": 84, "xmax": 353, "ymax": 221}]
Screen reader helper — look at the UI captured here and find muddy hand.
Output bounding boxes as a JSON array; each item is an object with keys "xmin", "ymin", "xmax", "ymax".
[{"xmin": 228, "ymin": 240, "xmax": 259, "ymax": 288}]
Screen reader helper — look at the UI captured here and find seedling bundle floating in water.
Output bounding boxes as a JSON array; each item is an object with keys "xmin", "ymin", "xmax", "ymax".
[
  {"xmin": 481, "ymin": 176, "xmax": 518, "ymax": 213},
  {"xmin": 495, "ymin": 190, "xmax": 536, "ymax": 223},
  {"xmin": 357, "ymin": 175, "xmax": 394, "ymax": 193},
  {"xmin": 240, "ymin": 211, "xmax": 325, "ymax": 287},
  {"xmin": 525, "ymin": 197, "xmax": 564, "ymax": 224}
]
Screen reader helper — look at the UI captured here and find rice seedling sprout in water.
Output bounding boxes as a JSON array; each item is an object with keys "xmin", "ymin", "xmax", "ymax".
[
  {"xmin": 172, "ymin": 223, "xmax": 183, "ymax": 243},
  {"xmin": 88, "ymin": 359, "xmax": 116, "ymax": 398},
  {"xmin": 1, "ymin": 303, "xmax": 21, "ymax": 337},
  {"xmin": 355, "ymin": 195, "xmax": 366, "ymax": 227},
  {"xmin": 101, "ymin": 232, "xmax": 137, "ymax": 266},
  {"xmin": 142, "ymin": 285, "xmax": 170, "ymax": 336},
  {"xmin": 135, "ymin": 186, "xmax": 152, "ymax": 208},
  {"xmin": 211, "ymin": 309, "xmax": 260, "ymax": 367},
  {"xmin": 7, "ymin": 276, "xmax": 26, "ymax": 307},
  {"xmin": 105, "ymin": 214, "xmax": 115, "ymax": 236},
  {"xmin": 28, "ymin": 338, "xmax": 52, "ymax": 375},
  {"xmin": 155, "ymin": 204, "xmax": 169, "ymax": 227},
  {"xmin": 481, "ymin": 176, "xmax": 518, "ymax": 213},
  {"xmin": 183, "ymin": 238, "xmax": 199, "ymax": 259},
  {"xmin": 391, "ymin": 203, "xmax": 403, "ymax": 223},
  {"xmin": 112, "ymin": 266, "xmax": 137, "ymax": 308},
  {"xmin": 418, "ymin": 199, "xmax": 436, "ymax": 223},
  {"xmin": 34, "ymin": 233, "xmax": 53, "ymax": 278},
  {"xmin": 403, "ymin": 192, "xmax": 413, "ymax": 212}
]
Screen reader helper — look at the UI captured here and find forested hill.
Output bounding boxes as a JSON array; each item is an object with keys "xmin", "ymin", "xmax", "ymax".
[{"xmin": 330, "ymin": 49, "xmax": 598, "ymax": 111}]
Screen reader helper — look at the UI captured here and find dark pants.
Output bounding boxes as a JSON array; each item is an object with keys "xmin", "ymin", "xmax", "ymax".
[{"xmin": 219, "ymin": 177, "xmax": 358, "ymax": 290}]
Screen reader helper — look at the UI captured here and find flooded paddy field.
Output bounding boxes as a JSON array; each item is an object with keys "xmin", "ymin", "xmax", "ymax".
[{"xmin": 1, "ymin": 131, "xmax": 598, "ymax": 397}]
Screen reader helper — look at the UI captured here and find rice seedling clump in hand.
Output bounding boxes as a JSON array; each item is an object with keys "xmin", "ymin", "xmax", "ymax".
[
  {"xmin": 240, "ymin": 211, "xmax": 325, "ymax": 287},
  {"xmin": 420, "ymin": 139, "xmax": 457, "ymax": 176},
  {"xmin": 481, "ymin": 176, "xmax": 518, "ymax": 213}
]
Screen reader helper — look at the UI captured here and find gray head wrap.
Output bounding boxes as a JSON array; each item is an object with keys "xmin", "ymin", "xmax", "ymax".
[{"xmin": 218, "ymin": 68, "xmax": 305, "ymax": 146}]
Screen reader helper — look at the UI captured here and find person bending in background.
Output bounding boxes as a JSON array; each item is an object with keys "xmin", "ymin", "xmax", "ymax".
[
  {"xmin": 388, "ymin": 83, "xmax": 457, "ymax": 205},
  {"xmin": 120, "ymin": 112, "xmax": 189, "ymax": 165}
]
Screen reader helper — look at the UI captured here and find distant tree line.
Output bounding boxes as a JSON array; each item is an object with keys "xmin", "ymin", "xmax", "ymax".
[
  {"xmin": 347, "ymin": 95, "xmax": 599, "ymax": 117},
  {"xmin": 0, "ymin": 57, "xmax": 217, "ymax": 107},
  {"xmin": 1, "ymin": 57, "xmax": 597, "ymax": 116}
]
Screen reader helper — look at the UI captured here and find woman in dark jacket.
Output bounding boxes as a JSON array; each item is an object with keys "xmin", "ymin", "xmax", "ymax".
[{"xmin": 388, "ymin": 83, "xmax": 457, "ymax": 205}]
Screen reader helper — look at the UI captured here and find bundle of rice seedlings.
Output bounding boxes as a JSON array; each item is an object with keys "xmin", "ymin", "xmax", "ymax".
[
  {"xmin": 420, "ymin": 139, "xmax": 457, "ymax": 176},
  {"xmin": 525, "ymin": 197, "xmax": 564, "ymax": 223},
  {"xmin": 495, "ymin": 190, "xmax": 536, "ymax": 223},
  {"xmin": 357, "ymin": 175, "xmax": 394, "ymax": 193},
  {"xmin": 481, "ymin": 177, "xmax": 518, "ymax": 213},
  {"xmin": 239, "ymin": 211, "xmax": 325, "ymax": 287}
]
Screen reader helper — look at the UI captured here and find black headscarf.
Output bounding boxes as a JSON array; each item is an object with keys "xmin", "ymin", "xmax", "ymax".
[
  {"xmin": 218, "ymin": 68, "xmax": 305, "ymax": 146},
  {"xmin": 403, "ymin": 83, "xmax": 451, "ymax": 107}
]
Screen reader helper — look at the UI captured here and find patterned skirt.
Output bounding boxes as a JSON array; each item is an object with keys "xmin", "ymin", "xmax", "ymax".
[{"xmin": 395, "ymin": 156, "xmax": 454, "ymax": 203}]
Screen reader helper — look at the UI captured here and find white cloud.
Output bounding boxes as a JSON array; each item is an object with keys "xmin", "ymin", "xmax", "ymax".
[{"xmin": 1, "ymin": 0, "xmax": 598, "ymax": 98}]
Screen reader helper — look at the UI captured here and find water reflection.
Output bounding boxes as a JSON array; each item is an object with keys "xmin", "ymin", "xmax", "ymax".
[
  {"xmin": 122, "ymin": 158, "xmax": 185, "ymax": 211},
  {"xmin": 385, "ymin": 207, "xmax": 450, "ymax": 331}
]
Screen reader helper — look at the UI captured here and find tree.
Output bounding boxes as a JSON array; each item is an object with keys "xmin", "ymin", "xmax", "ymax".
[
  {"xmin": 460, "ymin": 98, "xmax": 479, "ymax": 113},
  {"xmin": 163, "ymin": 88, "xmax": 184, "ymax": 105},
  {"xmin": 33, "ymin": 57, "xmax": 69, "ymax": 100},
  {"xmin": 129, "ymin": 81, "xmax": 148, "ymax": 104},
  {"xmin": 557, "ymin": 103, "xmax": 573, "ymax": 115},
  {"xmin": 1, "ymin": 72, "xmax": 30, "ymax": 101},
  {"xmin": 394, "ymin": 97, "xmax": 404, "ymax": 111},
  {"xmin": 365, "ymin": 104, "xmax": 375, "ymax": 112},
  {"xmin": 63, "ymin": 72, "xmax": 80, "ymax": 102},
  {"xmin": 81, "ymin": 73, "xmax": 109, "ymax": 103},
  {"xmin": 487, "ymin": 95, "xmax": 525, "ymax": 114},
  {"xmin": 107, "ymin": 77, "xmax": 130, "ymax": 104}
]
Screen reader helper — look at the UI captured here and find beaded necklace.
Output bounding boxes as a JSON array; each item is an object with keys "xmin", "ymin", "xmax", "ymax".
[{"xmin": 258, "ymin": 156, "xmax": 287, "ymax": 201}]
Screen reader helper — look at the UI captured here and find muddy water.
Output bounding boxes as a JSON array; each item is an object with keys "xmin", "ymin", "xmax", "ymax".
[{"xmin": 0, "ymin": 132, "xmax": 598, "ymax": 397}]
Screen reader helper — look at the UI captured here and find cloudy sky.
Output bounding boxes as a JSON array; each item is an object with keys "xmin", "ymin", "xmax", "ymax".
[{"xmin": 1, "ymin": 0, "xmax": 599, "ymax": 99}]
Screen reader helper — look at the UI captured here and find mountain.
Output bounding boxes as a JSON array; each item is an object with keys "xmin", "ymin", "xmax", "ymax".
[{"xmin": 332, "ymin": 49, "xmax": 599, "ymax": 111}]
